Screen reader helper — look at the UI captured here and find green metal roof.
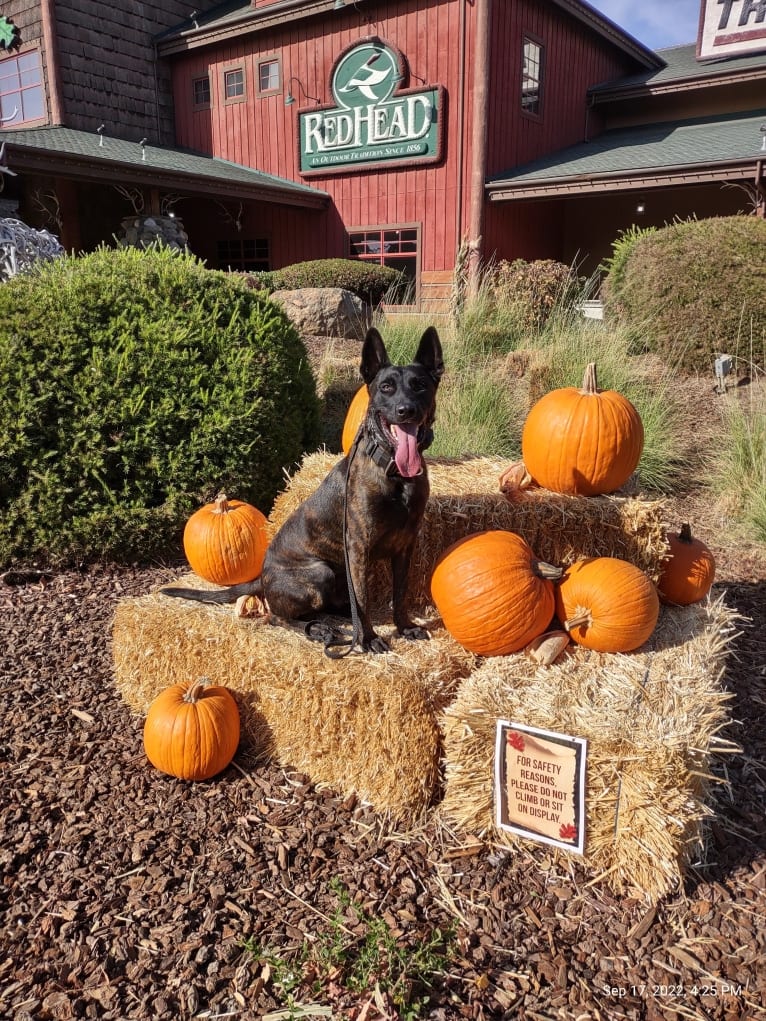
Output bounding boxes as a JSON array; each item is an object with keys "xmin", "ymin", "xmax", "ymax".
[
  {"xmin": 487, "ymin": 110, "xmax": 766, "ymax": 200},
  {"xmin": 590, "ymin": 43, "xmax": 766, "ymax": 96},
  {"xmin": 0, "ymin": 125, "xmax": 329, "ymax": 208}
]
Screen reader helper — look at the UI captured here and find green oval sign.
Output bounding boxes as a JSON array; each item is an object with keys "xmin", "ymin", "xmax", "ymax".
[{"xmin": 298, "ymin": 39, "xmax": 443, "ymax": 175}]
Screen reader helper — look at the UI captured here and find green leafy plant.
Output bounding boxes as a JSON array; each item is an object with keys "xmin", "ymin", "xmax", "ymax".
[
  {"xmin": 602, "ymin": 216, "xmax": 766, "ymax": 373},
  {"xmin": 242, "ymin": 879, "xmax": 456, "ymax": 1018},
  {"xmin": 248, "ymin": 258, "xmax": 404, "ymax": 306},
  {"xmin": 0, "ymin": 245, "xmax": 320, "ymax": 567}
]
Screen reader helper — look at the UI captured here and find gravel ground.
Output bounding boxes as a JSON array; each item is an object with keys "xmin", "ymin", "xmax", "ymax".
[{"xmin": 2, "ymin": 374, "xmax": 765, "ymax": 1021}]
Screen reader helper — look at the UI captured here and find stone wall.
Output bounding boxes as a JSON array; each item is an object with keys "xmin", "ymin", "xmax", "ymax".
[{"xmin": 117, "ymin": 215, "xmax": 188, "ymax": 251}]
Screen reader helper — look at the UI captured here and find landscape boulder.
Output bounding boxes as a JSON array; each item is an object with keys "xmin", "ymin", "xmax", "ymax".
[{"xmin": 270, "ymin": 287, "xmax": 370, "ymax": 340}]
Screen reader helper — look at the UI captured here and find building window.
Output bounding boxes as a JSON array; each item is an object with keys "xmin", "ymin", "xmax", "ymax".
[
  {"xmin": 258, "ymin": 57, "xmax": 281, "ymax": 96},
  {"xmin": 349, "ymin": 226, "xmax": 418, "ymax": 303},
  {"xmin": 217, "ymin": 238, "xmax": 270, "ymax": 273},
  {"xmin": 522, "ymin": 37, "xmax": 543, "ymax": 116},
  {"xmin": 0, "ymin": 50, "xmax": 45, "ymax": 125},
  {"xmin": 192, "ymin": 75, "xmax": 211, "ymax": 108},
  {"xmin": 223, "ymin": 67, "xmax": 245, "ymax": 103}
]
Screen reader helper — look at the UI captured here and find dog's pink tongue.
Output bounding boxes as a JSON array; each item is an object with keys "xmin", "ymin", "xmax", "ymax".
[{"xmin": 392, "ymin": 423, "xmax": 422, "ymax": 477}]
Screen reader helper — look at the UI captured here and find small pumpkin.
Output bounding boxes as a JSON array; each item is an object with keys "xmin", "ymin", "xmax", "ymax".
[
  {"xmin": 658, "ymin": 523, "xmax": 715, "ymax": 605},
  {"xmin": 521, "ymin": 362, "xmax": 644, "ymax": 496},
  {"xmin": 555, "ymin": 556, "xmax": 659, "ymax": 653},
  {"xmin": 342, "ymin": 384, "xmax": 370, "ymax": 454},
  {"xmin": 143, "ymin": 678, "xmax": 240, "ymax": 781},
  {"xmin": 183, "ymin": 493, "xmax": 267, "ymax": 586},
  {"xmin": 430, "ymin": 530, "xmax": 562, "ymax": 656}
]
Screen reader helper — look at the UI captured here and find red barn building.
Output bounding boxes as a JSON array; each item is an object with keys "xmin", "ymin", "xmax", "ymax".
[
  {"xmin": 158, "ymin": 0, "xmax": 658, "ymax": 306},
  {"xmin": 1, "ymin": 0, "xmax": 764, "ymax": 307}
]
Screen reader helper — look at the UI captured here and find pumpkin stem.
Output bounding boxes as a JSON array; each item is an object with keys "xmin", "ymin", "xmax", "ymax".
[
  {"xmin": 678, "ymin": 522, "xmax": 693, "ymax": 544},
  {"xmin": 535, "ymin": 560, "xmax": 564, "ymax": 582},
  {"xmin": 183, "ymin": 678, "xmax": 212, "ymax": 703},
  {"xmin": 564, "ymin": 607, "xmax": 592, "ymax": 631},
  {"xmin": 580, "ymin": 362, "xmax": 599, "ymax": 395},
  {"xmin": 213, "ymin": 493, "xmax": 229, "ymax": 515}
]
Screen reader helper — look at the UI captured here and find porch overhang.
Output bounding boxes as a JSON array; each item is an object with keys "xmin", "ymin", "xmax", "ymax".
[{"xmin": 1, "ymin": 127, "xmax": 329, "ymax": 210}]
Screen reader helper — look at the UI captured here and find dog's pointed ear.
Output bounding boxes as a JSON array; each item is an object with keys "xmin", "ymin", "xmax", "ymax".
[
  {"xmin": 414, "ymin": 326, "xmax": 444, "ymax": 383},
  {"xmin": 360, "ymin": 327, "xmax": 390, "ymax": 384}
]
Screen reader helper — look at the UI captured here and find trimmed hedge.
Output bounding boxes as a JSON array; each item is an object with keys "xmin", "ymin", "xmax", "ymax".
[
  {"xmin": 249, "ymin": 258, "xmax": 405, "ymax": 305},
  {"xmin": 0, "ymin": 246, "xmax": 320, "ymax": 567},
  {"xmin": 603, "ymin": 216, "xmax": 766, "ymax": 373}
]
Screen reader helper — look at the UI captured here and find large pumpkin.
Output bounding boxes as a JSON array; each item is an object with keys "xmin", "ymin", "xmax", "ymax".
[
  {"xmin": 342, "ymin": 384, "xmax": 369, "ymax": 455},
  {"xmin": 555, "ymin": 557, "xmax": 659, "ymax": 653},
  {"xmin": 143, "ymin": 678, "xmax": 240, "ymax": 781},
  {"xmin": 183, "ymin": 493, "xmax": 267, "ymax": 586},
  {"xmin": 658, "ymin": 523, "xmax": 716, "ymax": 605},
  {"xmin": 521, "ymin": 362, "xmax": 644, "ymax": 496},
  {"xmin": 430, "ymin": 530, "xmax": 561, "ymax": 656}
]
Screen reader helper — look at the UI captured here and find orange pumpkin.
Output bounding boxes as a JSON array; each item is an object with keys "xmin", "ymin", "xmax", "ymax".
[
  {"xmin": 521, "ymin": 362, "xmax": 644, "ymax": 496},
  {"xmin": 342, "ymin": 384, "xmax": 370, "ymax": 454},
  {"xmin": 555, "ymin": 557, "xmax": 659, "ymax": 653},
  {"xmin": 658, "ymin": 523, "xmax": 715, "ymax": 605},
  {"xmin": 430, "ymin": 530, "xmax": 561, "ymax": 656},
  {"xmin": 143, "ymin": 678, "xmax": 240, "ymax": 781},
  {"xmin": 183, "ymin": 493, "xmax": 267, "ymax": 586}
]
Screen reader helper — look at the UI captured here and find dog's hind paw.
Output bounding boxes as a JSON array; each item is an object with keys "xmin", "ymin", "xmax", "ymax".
[{"xmin": 399, "ymin": 625, "xmax": 431, "ymax": 642}]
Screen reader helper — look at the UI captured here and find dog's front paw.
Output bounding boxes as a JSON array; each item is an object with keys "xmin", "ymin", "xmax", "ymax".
[
  {"xmin": 399, "ymin": 625, "xmax": 431, "ymax": 642},
  {"xmin": 364, "ymin": 635, "xmax": 391, "ymax": 654}
]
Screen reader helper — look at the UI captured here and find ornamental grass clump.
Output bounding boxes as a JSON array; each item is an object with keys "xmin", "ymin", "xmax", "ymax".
[{"xmin": 0, "ymin": 246, "xmax": 320, "ymax": 567}]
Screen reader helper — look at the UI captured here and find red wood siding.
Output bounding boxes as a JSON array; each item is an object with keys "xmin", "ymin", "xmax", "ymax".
[
  {"xmin": 172, "ymin": 0, "xmax": 468, "ymax": 277},
  {"xmin": 485, "ymin": 0, "xmax": 634, "ymax": 176},
  {"xmin": 170, "ymin": 0, "xmax": 643, "ymax": 275},
  {"xmin": 483, "ymin": 0, "xmax": 640, "ymax": 265}
]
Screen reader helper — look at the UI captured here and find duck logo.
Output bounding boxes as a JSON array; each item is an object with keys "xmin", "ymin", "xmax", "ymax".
[
  {"xmin": 333, "ymin": 43, "xmax": 399, "ymax": 107},
  {"xmin": 298, "ymin": 40, "xmax": 444, "ymax": 174}
]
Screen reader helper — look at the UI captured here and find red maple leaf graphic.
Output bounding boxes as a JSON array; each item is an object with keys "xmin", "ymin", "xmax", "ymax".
[
  {"xmin": 559, "ymin": 823, "xmax": 577, "ymax": 841},
  {"xmin": 507, "ymin": 731, "xmax": 525, "ymax": 752}
]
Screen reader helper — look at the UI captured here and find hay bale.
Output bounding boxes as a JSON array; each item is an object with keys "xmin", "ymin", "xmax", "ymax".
[
  {"xmin": 112, "ymin": 578, "xmax": 475, "ymax": 823},
  {"xmin": 267, "ymin": 452, "xmax": 669, "ymax": 614},
  {"xmin": 440, "ymin": 598, "xmax": 741, "ymax": 900}
]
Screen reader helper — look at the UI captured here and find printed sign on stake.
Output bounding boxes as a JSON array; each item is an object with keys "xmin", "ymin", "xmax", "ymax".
[{"xmin": 495, "ymin": 720, "xmax": 587, "ymax": 855}]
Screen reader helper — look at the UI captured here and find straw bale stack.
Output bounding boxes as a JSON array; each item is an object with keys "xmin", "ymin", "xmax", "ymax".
[
  {"xmin": 268, "ymin": 452, "xmax": 669, "ymax": 613},
  {"xmin": 112, "ymin": 578, "xmax": 475, "ymax": 823},
  {"xmin": 440, "ymin": 598, "xmax": 742, "ymax": 900}
]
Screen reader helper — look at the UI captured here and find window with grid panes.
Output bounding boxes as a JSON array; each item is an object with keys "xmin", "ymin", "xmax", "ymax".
[
  {"xmin": 349, "ymin": 227, "xmax": 418, "ymax": 302},
  {"xmin": 224, "ymin": 68, "xmax": 245, "ymax": 100},
  {"xmin": 192, "ymin": 75, "xmax": 210, "ymax": 108},
  {"xmin": 521, "ymin": 38, "xmax": 543, "ymax": 115},
  {"xmin": 0, "ymin": 50, "xmax": 44, "ymax": 124},
  {"xmin": 258, "ymin": 58, "xmax": 280, "ymax": 94},
  {"xmin": 217, "ymin": 238, "xmax": 270, "ymax": 273}
]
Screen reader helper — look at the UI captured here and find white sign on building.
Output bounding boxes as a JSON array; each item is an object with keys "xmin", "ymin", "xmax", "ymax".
[{"xmin": 698, "ymin": 0, "xmax": 766, "ymax": 60}]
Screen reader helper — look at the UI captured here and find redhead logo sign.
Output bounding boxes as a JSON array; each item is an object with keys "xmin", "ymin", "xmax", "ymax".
[
  {"xmin": 298, "ymin": 40, "xmax": 444, "ymax": 174},
  {"xmin": 495, "ymin": 721, "xmax": 587, "ymax": 854}
]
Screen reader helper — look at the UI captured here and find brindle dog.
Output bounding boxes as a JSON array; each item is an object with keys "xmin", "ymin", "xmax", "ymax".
[{"xmin": 162, "ymin": 326, "xmax": 444, "ymax": 654}]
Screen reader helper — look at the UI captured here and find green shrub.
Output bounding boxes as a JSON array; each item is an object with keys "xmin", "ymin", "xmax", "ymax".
[
  {"xmin": 249, "ymin": 258, "xmax": 404, "ymax": 306},
  {"xmin": 493, "ymin": 258, "xmax": 581, "ymax": 331},
  {"xmin": 602, "ymin": 216, "xmax": 766, "ymax": 373},
  {"xmin": 600, "ymin": 223, "xmax": 658, "ymax": 297},
  {"xmin": 451, "ymin": 259, "xmax": 583, "ymax": 358},
  {"xmin": 0, "ymin": 246, "xmax": 320, "ymax": 568}
]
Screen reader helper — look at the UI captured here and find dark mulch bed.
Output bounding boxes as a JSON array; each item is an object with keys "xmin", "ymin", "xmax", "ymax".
[{"xmin": 2, "ymin": 375, "xmax": 765, "ymax": 1020}]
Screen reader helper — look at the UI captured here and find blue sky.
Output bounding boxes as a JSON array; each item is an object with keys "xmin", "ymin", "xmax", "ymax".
[{"xmin": 587, "ymin": 0, "xmax": 701, "ymax": 50}]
